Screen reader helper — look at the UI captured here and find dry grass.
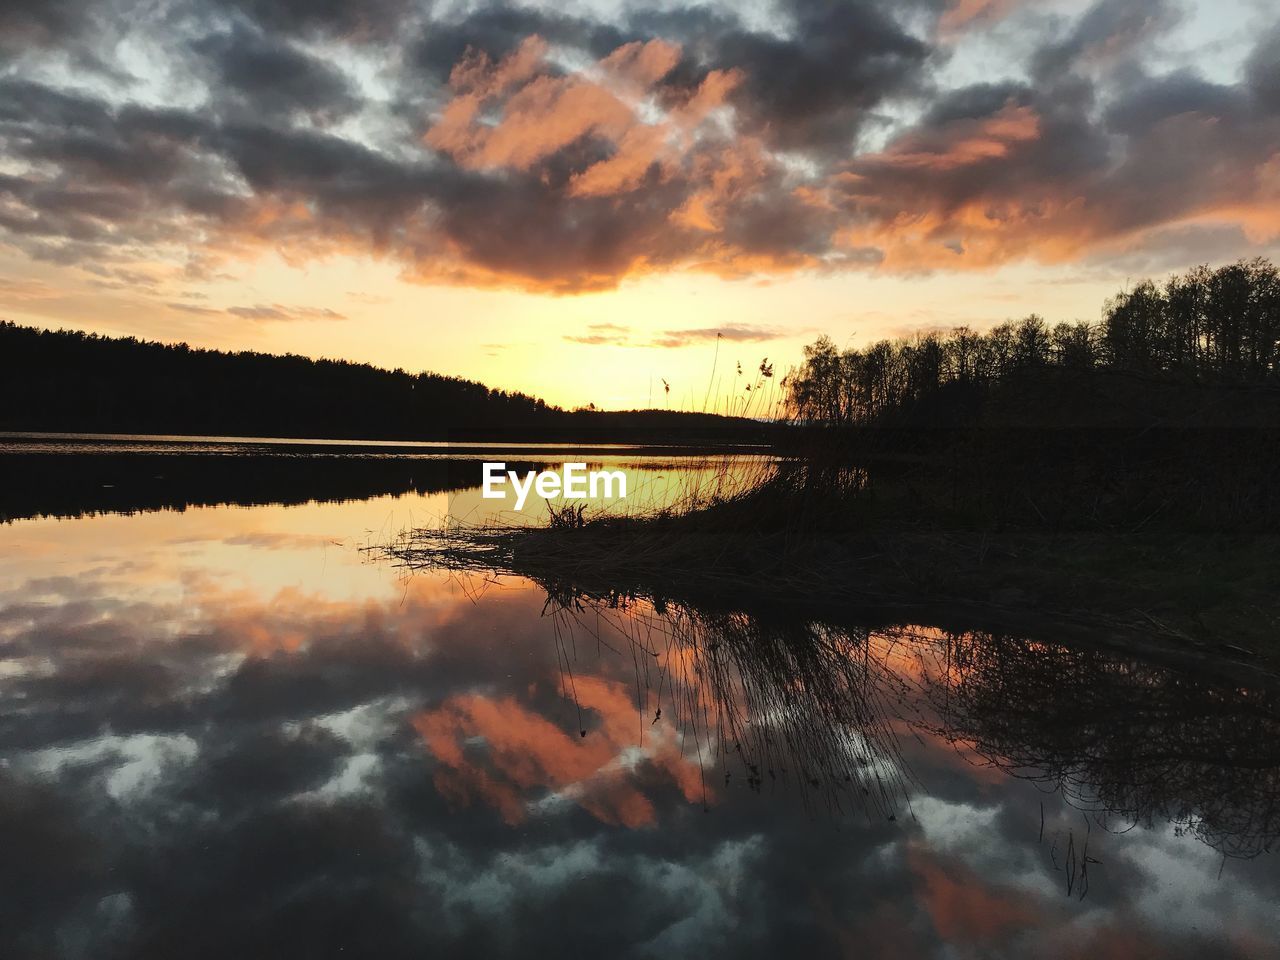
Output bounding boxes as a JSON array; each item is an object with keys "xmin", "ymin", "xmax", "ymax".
[{"xmin": 370, "ymin": 443, "xmax": 1280, "ymax": 670}]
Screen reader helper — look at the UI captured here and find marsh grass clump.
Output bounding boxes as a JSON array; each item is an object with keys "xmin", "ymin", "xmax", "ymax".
[
  {"xmin": 456, "ymin": 580, "xmax": 1280, "ymax": 851},
  {"xmin": 381, "ymin": 259, "xmax": 1280, "ymax": 662},
  {"xmin": 378, "ymin": 437, "xmax": 1280, "ymax": 664},
  {"xmin": 922, "ymin": 628, "xmax": 1280, "ymax": 863},
  {"xmin": 533, "ymin": 593, "xmax": 921, "ymax": 819}
]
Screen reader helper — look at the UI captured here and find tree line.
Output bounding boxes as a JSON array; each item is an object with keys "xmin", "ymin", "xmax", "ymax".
[
  {"xmin": 786, "ymin": 258, "xmax": 1280, "ymax": 426},
  {"xmin": 0, "ymin": 321, "xmax": 559, "ymax": 438},
  {"xmin": 0, "ymin": 322, "xmax": 759, "ymax": 442}
]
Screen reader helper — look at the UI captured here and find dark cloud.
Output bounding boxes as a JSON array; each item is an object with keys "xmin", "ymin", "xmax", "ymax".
[
  {"xmin": 1246, "ymin": 26, "xmax": 1280, "ymax": 114},
  {"xmin": 406, "ymin": 5, "xmax": 617, "ymax": 85},
  {"xmin": 830, "ymin": 39, "xmax": 1280, "ymax": 272},
  {"xmin": 211, "ymin": 0, "xmax": 414, "ymax": 40},
  {"xmin": 706, "ymin": 0, "xmax": 931, "ymax": 154},
  {"xmin": 0, "ymin": 78, "xmax": 116, "ymax": 137},
  {"xmin": 0, "ymin": 0, "xmax": 1277, "ymax": 296},
  {"xmin": 1032, "ymin": 0, "xmax": 1182, "ymax": 80},
  {"xmin": 423, "ymin": 169, "xmax": 697, "ymax": 291},
  {"xmin": 1105, "ymin": 70, "xmax": 1248, "ymax": 132},
  {"xmin": 190, "ymin": 24, "xmax": 362, "ymax": 122},
  {"xmin": 0, "ymin": 0, "xmax": 101, "ymax": 51}
]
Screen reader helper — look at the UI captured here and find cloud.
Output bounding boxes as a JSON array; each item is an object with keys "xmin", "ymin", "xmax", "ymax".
[
  {"xmin": 937, "ymin": 0, "xmax": 1025, "ymax": 37},
  {"xmin": 702, "ymin": 0, "xmax": 929, "ymax": 155},
  {"xmin": 564, "ymin": 321, "xmax": 631, "ymax": 345},
  {"xmin": 827, "ymin": 61, "xmax": 1280, "ymax": 272},
  {"xmin": 189, "ymin": 23, "xmax": 361, "ymax": 123},
  {"xmin": 413, "ymin": 674, "xmax": 705, "ymax": 828},
  {"xmin": 225, "ymin": 304, "xmax": 347, "ymax": 321},
  {"xmin": 563, "ymin": 322, "xmax": 785, "ymax": 348},
  {"xmin": 0, "ymin": 0, "xmax": 1277, "ymax": 302},
  {"xmin": 166, "ymin": 301, "xmax": 222, "ymax": 316},
  {"xmin": 0, "ymin": 278, "xmax": 61, "ymax": 302},
  {"xmin": 166, "ymin": 302, "xmax": 346, "ymax": 321},
  {"xmin": 907, "ymin": 845, "xmax": 1042, "ymax": 945},
  {"xmin": 1246, "ymin": 25, "xmax": 1280, "ymax": 114},
  {"xmin": 859, "ymin": 102, "xmax": 1041, "ymax": 172},
  {"xmin": 1032, "ymin": 0, "xmax": 1182, "ymax": 80},
  {"xmin": 210, "ymin": 0, "xmax": 412, "ymax": 40},
  {"xmin": 648, "ymin": 324, "xmax": 785, "ymax": 348},
  {"xmin": 3, "ymin": 539, "xmax": 1280, "ymax": 958}
]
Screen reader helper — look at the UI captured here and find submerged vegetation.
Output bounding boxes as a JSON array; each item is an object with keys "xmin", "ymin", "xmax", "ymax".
[{"xmin": 529, "ymin": 591, "xmax": 1280, "ymax": 863}]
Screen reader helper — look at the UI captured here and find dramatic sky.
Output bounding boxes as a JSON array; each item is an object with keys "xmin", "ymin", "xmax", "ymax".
[{"xmin": 2, "ymin": 0, "xmax": 1279, "ymax": 409}]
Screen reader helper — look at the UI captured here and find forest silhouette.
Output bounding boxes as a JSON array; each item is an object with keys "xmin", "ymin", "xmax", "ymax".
[
  {"xmin": 0, "ymin": 322, "xmax": 759, "ymax": 443},
  {"xmin": 786, "ymin": 257, "xmax": 1280, "ymax": 429},
  {"xmin": 770, "ymin": 258, "xmax": 1280, "ymax": 533},
  {"xmin": 7, "ymin": 258, "xmax": 1278, "ymax": 444}
]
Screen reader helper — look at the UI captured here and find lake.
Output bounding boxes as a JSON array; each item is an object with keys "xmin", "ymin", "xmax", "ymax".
[{"xmin": 1, "ymin": 435, "xmax": 1277, "ymax": 958}]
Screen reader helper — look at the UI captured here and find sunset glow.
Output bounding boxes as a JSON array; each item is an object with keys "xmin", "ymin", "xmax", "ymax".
[
  {"xmin": 6, "ymin": 3, "xmax": 1280, "ymax": 952},
  {"xmin": 2, "ymin": 0, "xmax": 1278, "ymax": 409}
]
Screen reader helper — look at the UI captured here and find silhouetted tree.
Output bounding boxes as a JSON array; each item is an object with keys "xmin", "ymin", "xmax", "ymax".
[
  {"xmin": 0, "ymin": 322, "xmax": 764, "ymax": 442},
  {"xmin": 787, "ymin": 258, "xmax": 1280, "ymax": 426}
]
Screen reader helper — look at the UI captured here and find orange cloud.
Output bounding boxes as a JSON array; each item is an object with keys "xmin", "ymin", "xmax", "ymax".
[
  {"xmin": 908, "ymin": 844, "xmax": 1042, "ymax": 944},
  {"xmin": 412, "ymin": 672, "xmax": 707, "ymax": 826},
  {"xmin": 427, "ymin": 35, "xmax": 745, "ymax": 203},
  {"xmin": 938, "ymin": 0, "xmax": 1025, "ymax": 36},
  {"xmin": 197, "ymin": 575, "xmax": 488, "ymax": 660},
  {"xmin": 599, "ymin": 38, "xmax": 683, "ymax": 90},
  {"xmin": 568, "ymin": 124, "xmax": 668, "ymax": 198},
  {"xmin": 863, "ymin": 103, "xmax": 1041, "ymax": 172},
  {"xmin": 428, "ymin": 37, "xmax": 649, "ymax": 173},
  {"xmin": 10, "ymin": 8, "xmax": 1278, "ymax": 300}
]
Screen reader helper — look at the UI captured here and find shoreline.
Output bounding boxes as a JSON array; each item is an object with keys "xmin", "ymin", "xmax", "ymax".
[{"xmin": 378, "ymin": 511, "xmax": 1280, "ymax": 678}]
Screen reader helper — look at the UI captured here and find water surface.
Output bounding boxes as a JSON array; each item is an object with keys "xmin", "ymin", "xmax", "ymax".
[{"xmin": 1, "ymin": 440, "xmax": 1277, "ymax": 958}]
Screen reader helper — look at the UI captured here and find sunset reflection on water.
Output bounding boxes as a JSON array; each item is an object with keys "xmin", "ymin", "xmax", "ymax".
[{"xmin": 1, "ymin": 457, "xmax": 1278, "ymax": 959}]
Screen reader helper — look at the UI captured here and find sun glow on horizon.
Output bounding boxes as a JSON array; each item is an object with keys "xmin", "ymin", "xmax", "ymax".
[
  {"xmin": 1, "ymin": 0, "xmax": 1277, "ymax": 412},
  {"xmin": 1, "ymin": 245, "xmax": 1161, "ymax": 413}
]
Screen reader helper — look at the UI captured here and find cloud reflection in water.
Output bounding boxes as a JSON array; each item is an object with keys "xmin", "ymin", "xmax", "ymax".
[{"xmin": 0, "ymin": 492, "xmax": 1278, "ymax": 959}]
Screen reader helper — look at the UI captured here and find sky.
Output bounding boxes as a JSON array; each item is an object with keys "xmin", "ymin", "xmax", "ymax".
[{"xmin": 2, "ymin": 0, "xmax": 1279, "ymax": 411}]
